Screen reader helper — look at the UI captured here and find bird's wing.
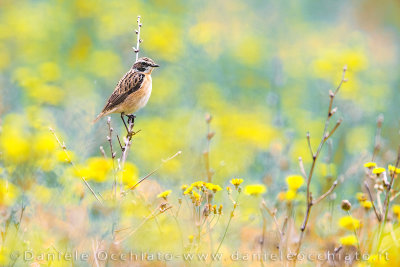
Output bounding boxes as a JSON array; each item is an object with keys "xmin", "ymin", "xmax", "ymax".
[{"xmin": 101, "ymin": 71, "xmax": 145, "ymax": 113}]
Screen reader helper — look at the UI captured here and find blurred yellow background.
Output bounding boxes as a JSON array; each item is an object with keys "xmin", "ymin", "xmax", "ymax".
[{"xmin": 1, "ymin": 0, "xmax": 400, "ymax": 265}]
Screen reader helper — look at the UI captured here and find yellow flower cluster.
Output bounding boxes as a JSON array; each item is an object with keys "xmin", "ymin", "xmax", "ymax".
[
  {"xmin": 231, "ymin": 178, "xmax": 243, "ymax": 188},
  {"xmin": 13, "ymin": 63, "xmax": 65, "ymax": 105},
  {"xmin": 120, "ymin": 162, "xmax": 139, "ymax": 189},
  {"xmin": 364, "ymin": 162, "xmax": 387, "ymax": 176},
  {"xmin": 356, "ymin": 192, "xmax": 367, "ymax": 202},
  {"xmin": 356, "ymin": 192, "xmax": 372, "ymax": 210},
  {"xmin": 0, "ymin": 179, "xmax": 19, "ymax": 206},
  {"xmin": 393, "ymin": 205, "xmax": 400, "ymax": 220},
  {"xmin": 284, "ymin": 175, "xmax": 304, "ymax": 201},
  {"xmin": 183, "ymin": 181, "xmax": 222, "ymax": 194},
  {"xmin": 364, "ymin": 162, "xmax": 377, "ymax": 168},
  {"xmin": 372, "ymin": 167, "xmax": 386, "ymax": 175},
  {"xmin": 244, "ymin": 184, "xmax": 266, "ymax": 196},
  {"xmin": 74, "ymin": 157, "xmax": 113, "ymax": 182},
  {"xmin": 339, "ymin": 235, "xmax": 358, "ymax": 246},
  {"xmin": 157, "ymin": 190, "xmax": 172, "ymax": 200},
  {"xmin": 182, "ymin": 180, "xmax": 223, "ymax": 204},
  {"xmin": 206, "ymin": 183, "xmax": 222, "ymax": 193},
  {"xmin": 338, "ymin": 216, "xmax": 361, "ymax": 231},
  {"xmin": 361, "ymin": 200, "xmax": 372, "ymax": 210},
  {"xmin": 388, "ymin": 164, "xmax": 400, "ymax": 175},
  {"xmin": 0, "ymin": 114, "xmax": 61, "ymax": 170}
]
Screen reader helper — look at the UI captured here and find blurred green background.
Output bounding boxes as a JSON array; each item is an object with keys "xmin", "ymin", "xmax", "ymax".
[
  {"xmin": 1, "ymin": 0, "xmax": 400, "ymax": 204},
  {"xmin": 2, "ymin": 0, "xmax": 400, "ymax": 265}
]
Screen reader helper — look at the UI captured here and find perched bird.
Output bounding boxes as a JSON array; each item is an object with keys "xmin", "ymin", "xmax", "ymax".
[{"xmin": 93, "ymin": 57, "xmax": 159, "ymax": 130}]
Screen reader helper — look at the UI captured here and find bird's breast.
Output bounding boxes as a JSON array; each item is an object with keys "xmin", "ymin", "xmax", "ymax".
[{"xmin": 123, "ymin": 75, "xmax": 152, "ymax": 114}]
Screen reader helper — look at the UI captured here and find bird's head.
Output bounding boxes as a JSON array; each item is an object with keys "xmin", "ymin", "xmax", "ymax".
[{"xmin": 132, "ymin": 57, "xmax": 160, "ymax": 74}]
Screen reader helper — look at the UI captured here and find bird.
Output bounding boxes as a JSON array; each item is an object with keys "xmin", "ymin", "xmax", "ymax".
[{"xmin": 93, "ymin": 57, "xmax": 159, "ymax": 131}]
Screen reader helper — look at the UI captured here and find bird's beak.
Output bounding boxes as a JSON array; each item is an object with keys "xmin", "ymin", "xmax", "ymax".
[{"xmin": 152, "ymin": 64, "xmax": 160, "ymax": 67}]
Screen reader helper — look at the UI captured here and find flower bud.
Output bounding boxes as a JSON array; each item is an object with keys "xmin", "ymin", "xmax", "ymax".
[{"xmin": 341, "ymin": 200, "xmax": 352, "ymax": 211}]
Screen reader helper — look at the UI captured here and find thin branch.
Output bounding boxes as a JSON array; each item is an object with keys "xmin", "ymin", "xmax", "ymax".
[
  {"xmin": 114, "ymin": 204, "xmax": 171, "ymax": 244},
  {"xmin": 298, "ymin": 157, "xmax": 307, "ymax": 179},
  {"xmin": 107, "ymin": 117, "xmax": 118, "ymax": 200},
  {"xmin": 49, "ymin": 127, "xmax": 103, "ymax": 205},
  {"xmin": 118, "ymin": 120, "xmax": 137, "ymax": 192},
  {"xmin": 313, "ymin": 180, "xmax": 337, "ymax": 205},
  {"xmin": 364, "ymin": 181, "xmax": 382, "ymax": 222},
  {"xmin": 382, "ymin": 146, "xmax": 400, "ymax": 215},
  {"xmin": 261, "ymin": 201, "xmax": 283, "ymax": 240},
  {"xmin": 295, "ymin": 66, "xmax": 346, "ymax": 257},
  {"xmin": 326, "ymin": 119, "xmax": 343, "ymax": 140},
  {"xmin": 372, "ymin": 114, "xmax": 384, "ymax": 161},
  {"xmin": 313, "ymin": 180, "xmax": 338, "ymax": 205},
  {"xmin": 99, "ymin": 146, "xmax": 107, "ymax": 158},
  {"xmin": 306, "ymin": 132, "xmax": 313, "ymax": 158},
  {"xmin": 126, "ymin": 151, "xmax": 182, "ymax": 192},
  {"xmin": 116, "ymin": 135, "xmax": 124, "ymax": 152},
  {"xmin": 375, "ymin": 146, "xmax": 400, "ymax": 252},
  {"xmin": 133, "ymin": 16, "xmax": 142, "ymax": 61},
  {"xmin": 204, "ymin": 114, "xmax": 214, "ymax": 182}
]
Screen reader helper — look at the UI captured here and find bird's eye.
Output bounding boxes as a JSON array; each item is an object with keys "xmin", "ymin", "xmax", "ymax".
[{"xmin": 138, "ymin": 67, "xmax": 146, "ymax": 72}]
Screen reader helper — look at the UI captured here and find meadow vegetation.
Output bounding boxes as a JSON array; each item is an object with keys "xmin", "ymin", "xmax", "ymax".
[{"xmin": 1, "ymin": 0, "xmax": 400, "ymax": 266}]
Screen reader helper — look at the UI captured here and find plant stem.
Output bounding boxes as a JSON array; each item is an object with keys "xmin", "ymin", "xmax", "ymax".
[{"xmin": 215, "ymin": 191, "xmax": 240, "ymax": 255}]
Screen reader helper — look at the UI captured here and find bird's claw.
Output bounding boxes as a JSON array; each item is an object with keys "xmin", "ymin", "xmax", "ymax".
[
  {"xmin": 126, "ymin": 114, "xmax": 136, "ymax": 124},
  {"xmin": 127, "ymin": 129, "xmax": 141, "ymax": 138}
]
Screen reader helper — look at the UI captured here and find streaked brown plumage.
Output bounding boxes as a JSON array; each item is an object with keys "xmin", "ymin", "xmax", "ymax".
[{"xmin": 93, "ymin": 57, "xmax": 159, "ymax": 124}]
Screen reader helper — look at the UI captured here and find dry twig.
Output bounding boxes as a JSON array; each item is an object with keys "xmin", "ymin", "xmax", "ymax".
[
  {"xmin": 295, "ymin": 66, "xmax": 347, "ymax": 257},
  {"xmin": 49, "ymin": 127, "xmax": 103, "ymax": 205}
]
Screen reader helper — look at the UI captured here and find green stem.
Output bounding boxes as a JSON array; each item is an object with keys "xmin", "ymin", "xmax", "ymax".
[
  {"xmin": 347, "ymin": 211, "xmax": 361, "ymax": 252},
  {"xmin": 215, "ymin": 191, "xmax": 240, "ymax": 255}
]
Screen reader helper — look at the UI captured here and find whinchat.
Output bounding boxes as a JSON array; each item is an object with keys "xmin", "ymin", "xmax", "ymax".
[{"xmin": 93, "ymin": 57, "xmax": 159, "ymax": 130}]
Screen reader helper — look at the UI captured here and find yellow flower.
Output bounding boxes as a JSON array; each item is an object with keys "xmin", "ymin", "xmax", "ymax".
[
  {"xmin": 231, "ymin": 178, "xmax": 244, "ymax": 188},
  {"xmin": 368, "ymin": 254, "xmax": 388, "ymax": 265},
  {"xmin": 39, "ymin": 62, "xmax": 60, "ymax": 82},
  {"xmin": 338, "ymin": 216, "xmax": 361, "ymax": 231},
  {"xmin": 205, "ymin": 183, "xmax": 213, "ymax": 190},
  {"xmin": 181, "ymin": 184, "xmax": 188, "ymax": 191},
  {"xmin": 205, "ymin": 183, "xmax": 222, "ymax": 193},
  {"xmin": 85, "ymin": 157, "xmax": 113, "ymax": 182},
  {"xmin": 0, "ymin": 123, "xmax": 30, "ymax": 164},
  {"xmin": 184, "ymin": 186, "xmax": 193, "ymax": 195},
  {"xmin": 393, "ymin": 205, "xmax": 400, "ymax": 219},
  {"xmin": 356, "ymin": 192, "xmax": 367, "ymax": 202},
  {"xmin": 285, "ymin": 190, "xmax": 297, "ymax": 201},
  {"xmin": 213, "ymin": 185, "xmax": 223, "ymax": 192},
  {"xmin": 157, "ymin": 190, "xmax": 172, "ymax": 200},
  {"xmin": 192, "ymin": 191, "xmax": 201, "ymax": 202},
  {"xmin": 191, "ymin": 181, "xmax": 205, "ymax": 189},
  {"xmin": 120, "ymin": 162, "xmax": 139, "ymax": 188},
  {"xmin": 277, "ymin": 191, "xmax": 286, "ymax": 201},
  {"xmin": 361, "ymin": 200, "xmax": 372, "ymax": 210},
  {"xmin": 244, "ymin": 184, "xmax": 266, "ymax": 196},
  {"xmin": 0, "ymin": 246, "xmax": 11, "ymax": 265},
  {"xmin": 286, "ymin": 175, "xmax": 304, "ymax": 190},
  {"xmin": 339, "ymin": 235, "xmax": 358, "ymax": 246},
  {"xmin": 188, "ymin": 235, "xmax": 194, "ymax": 243},
  {"xmin": 32, "ymin": 132, "xmax": 57, "ymax": 156},
  {"xmin": 388, "ymin": 164, "xmax": 400, "ymax": 174},
  {"xmin": 0, "ymin": 179, "xmax": 19, "ymax": 206},
  {"xmin": 364, "ymin": 162, "xmax": 377, "ymax": 168},
  {"xmin": 372, "ymin": 167, "xmax": 385, "ymax": 175},
  {"xmin": 56, "ymin": 150, "xmax": 75, "ymax": 163}
]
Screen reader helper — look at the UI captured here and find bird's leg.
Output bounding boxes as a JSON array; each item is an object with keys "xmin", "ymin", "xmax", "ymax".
[
  {"xmin": 126, "ymin": 114, "xmax": 136, "ymax": 125},
  {"xmin": 120, "ymin": 113, "xmax": 129, "ymax": 133},
  {"xmin": 125, "ymin": 114, "xmax": 141, "ymax": 136}
]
